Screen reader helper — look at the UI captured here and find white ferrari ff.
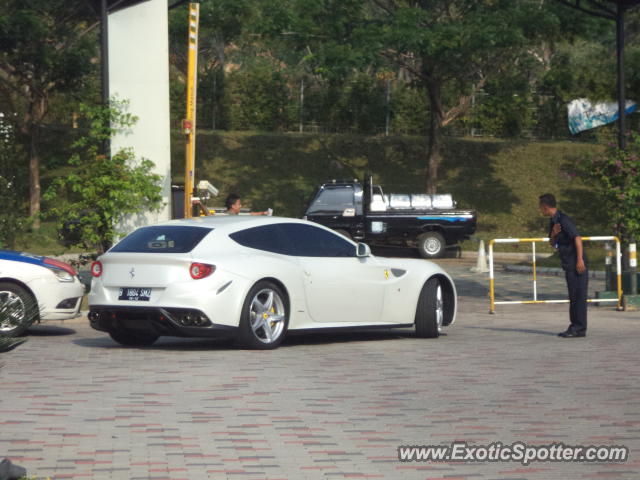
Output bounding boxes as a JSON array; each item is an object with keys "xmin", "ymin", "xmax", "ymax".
[
  {"xmin": 0, "ymin": 250, "xmax": 85, "ymax": 336},
  {"xmin": 88, "ymin": 216, "xmax": 457, "ymax": 349}
]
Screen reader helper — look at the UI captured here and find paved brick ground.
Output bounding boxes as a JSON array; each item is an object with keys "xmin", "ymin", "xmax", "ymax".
[{"xmin": 1, "ymin": 261, "xmax": 639, "ymax": 480}]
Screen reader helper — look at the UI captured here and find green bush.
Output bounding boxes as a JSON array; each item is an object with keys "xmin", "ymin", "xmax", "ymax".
[
  {"xmin": 44, "ymin": 100, "xmax": 163, "ymax": 253},
  {"xmin": 0, "ymin": 139, "xmax": 28, "ymax": 249}
]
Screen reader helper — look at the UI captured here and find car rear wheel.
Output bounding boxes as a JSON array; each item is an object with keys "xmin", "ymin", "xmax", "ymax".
[
  {"xmin": 415, "ymin": 278, "xmax": 443, "ymax": 338},
  {"xmin": 0, "ymin": 282, "xmax": 39, "ymax": 337},
  {"xmin": 108, "ymin": 328, "xmax": 159, "ymax": 347},
  {"xmin": 417, "ymin": 232, "xmax": 446, "ymax": 259},
  {"xmin": 238, "ymin": 281, "xmax": 288, "ymax": 349}
]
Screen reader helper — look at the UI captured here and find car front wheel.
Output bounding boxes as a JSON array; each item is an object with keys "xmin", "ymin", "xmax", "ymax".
[
  {"xmin": 238, "ymin": 281, "xmax": 288, "ymax": 349},
  {"xmin": 0, "ymin": 282, "xmax": 39, "ymax": 337},
  {"xmin": 415, "ymin": 277, "xmax": 443, "ymax": 338}
]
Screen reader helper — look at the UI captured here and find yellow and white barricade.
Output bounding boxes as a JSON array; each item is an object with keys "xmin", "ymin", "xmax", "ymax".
[{"xmin": 488, "ymin": 236, "xmax": 622, "ymax": 313}]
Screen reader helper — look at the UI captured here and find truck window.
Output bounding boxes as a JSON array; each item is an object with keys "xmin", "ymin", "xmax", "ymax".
[{"xmin": 307, "ymin": 187, "xmax": 355, "ymax": 215}]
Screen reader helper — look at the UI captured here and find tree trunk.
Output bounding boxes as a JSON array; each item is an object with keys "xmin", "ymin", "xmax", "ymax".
[
  {"xmin": 425, "ymin": 79, "xmax": 444, "ymax": 194},
  {"xmin": 26, "ymin": 96, "xmax": 47, "ymax": 229},
  {"xmin": 29, "ymin": 126, "xmax": 41, "ymax": 229}
]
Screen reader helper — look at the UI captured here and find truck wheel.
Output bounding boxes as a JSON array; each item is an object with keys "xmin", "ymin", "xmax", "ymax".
[
  {"xmin": 417, "ymin": 232, "xmax": 445, "ymax": 259},
  {"xmin": 414, "ymin": 278, "xmax": 442, "ymax": 338}
]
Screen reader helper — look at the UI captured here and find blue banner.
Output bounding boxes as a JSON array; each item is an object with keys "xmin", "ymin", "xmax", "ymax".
[{"xmin": 568, "ymin": 98, "xmax": 637, "ymax": 135}]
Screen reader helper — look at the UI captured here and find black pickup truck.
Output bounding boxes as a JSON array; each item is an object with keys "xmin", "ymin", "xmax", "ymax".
[{"xmin": 303, "ymin": 176, "xmax": 476, "ymax": 258}]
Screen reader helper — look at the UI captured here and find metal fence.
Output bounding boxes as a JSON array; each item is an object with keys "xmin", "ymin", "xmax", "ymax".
[{"xmin": 488, "ymin": 236, "xmax": 622, "ymax": 314}]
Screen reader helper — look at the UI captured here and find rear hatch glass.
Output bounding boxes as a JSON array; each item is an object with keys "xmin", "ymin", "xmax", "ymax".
[{"xmin": 110, "ymin": 226, "xmax": 213, "ymax": 253}]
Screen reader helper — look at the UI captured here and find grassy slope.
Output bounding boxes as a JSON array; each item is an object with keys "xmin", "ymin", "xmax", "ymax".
[
  {"xmin": 173, "ymin": 131, "xmax": 607, "ymax": 257},
  {"xmin": 19, "ymin": 131, "xmax": 608, "ymax": 260}
]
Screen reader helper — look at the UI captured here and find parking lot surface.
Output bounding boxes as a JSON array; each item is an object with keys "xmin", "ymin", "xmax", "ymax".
[{"xmin": 1, "ymin": 260, "xmax": 639, "ymax": 480}]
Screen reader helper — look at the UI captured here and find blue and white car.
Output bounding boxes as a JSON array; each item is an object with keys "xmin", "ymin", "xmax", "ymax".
[{"xmin": 0, "ymin": 250, "xmax": 85, "ymax": 336}]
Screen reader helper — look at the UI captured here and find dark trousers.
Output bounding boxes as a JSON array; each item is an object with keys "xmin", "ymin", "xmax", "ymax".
[{"xmin": 565, "ymin": 269, "xmax": 588, "ymax": 333}]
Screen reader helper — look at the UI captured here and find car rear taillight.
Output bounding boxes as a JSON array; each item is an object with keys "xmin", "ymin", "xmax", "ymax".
[
  {"xmin": 190, "ymin": 262, "xmax": 215, "ymax": 280},
  {"xmin": 91, "ymin": 261, "xmax": 103, "ymax": 278}
]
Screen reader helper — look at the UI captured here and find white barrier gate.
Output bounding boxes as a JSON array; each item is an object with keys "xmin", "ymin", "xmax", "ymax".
[{"xmin": 488, "ymin": 236, "xmax": 622, "ymax": 313}]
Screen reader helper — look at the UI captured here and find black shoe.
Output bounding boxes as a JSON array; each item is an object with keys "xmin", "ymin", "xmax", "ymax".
[{"xmin": 558, "ymin": 330, "xmax": 586, "ymax": 338}]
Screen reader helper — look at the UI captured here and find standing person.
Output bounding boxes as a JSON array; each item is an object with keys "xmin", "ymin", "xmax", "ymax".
[
  {"xmin": 538, "ymin": 193, "xmax": 588, "ymax": 338},
  {"xmin": 225, "ymin": 193, "xmax": 269, "ymax": 216}
]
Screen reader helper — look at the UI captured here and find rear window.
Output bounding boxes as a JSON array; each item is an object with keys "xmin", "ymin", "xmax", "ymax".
[{"xmin": 110, "ymin": 226, "xmax": 213, "ymax": 253}]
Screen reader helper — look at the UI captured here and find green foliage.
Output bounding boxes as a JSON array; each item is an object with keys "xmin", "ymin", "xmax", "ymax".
[
  {"xmin": 0, "ymin": 0, "xmax": 99, "ymax": 219},
  {"xmin": 389, "ymin": 85, "xmax": 428, "ymax": 135},
  {"xmin": 44, "ymin": 100, "xmax": 164, "ymax": 253},
  {"xmin": 225, "ymin": 59, "xmax": 291, "ymax": 131},
  {"xmin": 329, "ymin": 73, "xmax": 387, "ymax": 134},
  {"xmin": 574, "ymin": 133, "xmax": 640, "ymax": 242},
  {"xmin": 0, "ymin": 139, "xmax": 28, "ymax": 248}
]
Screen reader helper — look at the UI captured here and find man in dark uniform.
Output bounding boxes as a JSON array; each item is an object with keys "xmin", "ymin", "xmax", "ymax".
[{"xmin": 539, "ymin": 193, "xmax": 588, "ymax": 338}]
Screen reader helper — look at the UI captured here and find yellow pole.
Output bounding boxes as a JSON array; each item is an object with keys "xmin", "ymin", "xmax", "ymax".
[
  {"xmin": 489, "ymin": 239, "xmax": 495, "ymax": 313},
  {"xmin": 183, "ymin": 2, "xmax": 199, "ymax": 219},
  {"xmin": 532, "ymin": 241, "xmax": 537, "ymax": 301},
  {"xmin": 615, "ymin": 237, "xmax": 623, "ymax": 310}
]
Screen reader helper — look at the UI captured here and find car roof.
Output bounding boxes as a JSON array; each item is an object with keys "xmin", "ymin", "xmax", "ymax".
[{"xmin": 150, "ymin": 215, "xmax": 311, "ymax": 235}]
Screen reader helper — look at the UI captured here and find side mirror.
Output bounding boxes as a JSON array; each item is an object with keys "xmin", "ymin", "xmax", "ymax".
[{"xmin": 356, "ymin": 242, "xmax": 371, "ymax": 257}]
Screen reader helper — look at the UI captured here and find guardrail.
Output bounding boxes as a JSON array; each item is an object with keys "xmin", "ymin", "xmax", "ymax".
[{"xmin": 488, "ymin": 236, "xmax": 622, "ymax": 314}]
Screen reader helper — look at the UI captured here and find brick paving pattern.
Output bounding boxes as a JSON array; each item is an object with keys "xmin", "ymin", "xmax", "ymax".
[{"xmin": 1, "ymin": 261, "xmax": 638, "ymax": 480}]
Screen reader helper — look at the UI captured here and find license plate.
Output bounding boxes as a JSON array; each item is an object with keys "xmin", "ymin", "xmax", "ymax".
[{"xmin": 118, "ymin": 287, "xmax": 152, "ymax": 301}]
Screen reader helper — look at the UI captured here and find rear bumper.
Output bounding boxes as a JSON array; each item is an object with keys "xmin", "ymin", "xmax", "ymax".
[{"xmin": 89, "ymin": 305, "xmax": 238, "ymax": 338}]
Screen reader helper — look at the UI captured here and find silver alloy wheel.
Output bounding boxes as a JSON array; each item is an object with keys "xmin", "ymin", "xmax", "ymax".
[
  {"xmin": 0, "ymin": 290, "xmax": 26, "ymax": 333},
  {"xmin": 424, "ymin": 237, "xmax": 442, "ymax": 255},
  {"xmin": 435, "ymin": 283, "xmax": 444, "ymax": 332},
  {"xmin": 249, "ymin": 288, "xmax": 286, "ymax": 344}
]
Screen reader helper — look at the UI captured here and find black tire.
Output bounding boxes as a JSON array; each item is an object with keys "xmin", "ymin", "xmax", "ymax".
[
  {"xmin": 334, "ymin": 229, "xmax": 352, "ymax": 241},
  {"xmin": 415, "ymin": 278, "xmax": 443, "ymax": 338},
  {"xmin": 417, "ymin": 232, "xmax": 446, "ymax": 259},
  {"xmin": 238, "ymin": 280, "xmax": 289, "ymax": 349},
  {"xmin": 0, "ymin": 282, "xmax": 39, "ymax": 337},
  {"xmin": 108, "ymin": 328, "xmax": 159, "ymax": 347}
]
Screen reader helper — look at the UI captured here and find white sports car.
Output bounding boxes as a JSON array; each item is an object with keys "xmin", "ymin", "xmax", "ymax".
[
  {"xmin": 0, "ymin": 250, "xmax": 85, "ymax": 336},
  {"xmin": 88, "ymin": 216, "xmax": 457, "ymax": 349}
]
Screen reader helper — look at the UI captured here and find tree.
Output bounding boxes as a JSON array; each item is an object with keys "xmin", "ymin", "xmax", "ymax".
[
  {"xmin": 0, "ymin": 0, "xmax": 98, "ymax": 226},
  {"xmin": 256, "ymin": 0, "xmax": 568, "ymax": 192},
  {"xmin": 574, "ymin": 131, "xmax": 640, "ymax": 244},
  {"xmin": 553, "ymin": 0, "xmax": 640, "ymax": 149},
  {"xmin": 225, "ymin": 58, "xmax": 291, "ymax": 131},
  {"xmin": 168, "ymin": 0, "xmax": 257, "ymax": 130},
  {"xmin": 44, "ymin": 101, "xmax": 163, "ymax": 254},
  {"xmin": 367, "ymin": 1, "xmax": 572, "ymax": 192},
  {"xmin": 0, "ymin": 137, "xmax": 27, "ymax": 248}
]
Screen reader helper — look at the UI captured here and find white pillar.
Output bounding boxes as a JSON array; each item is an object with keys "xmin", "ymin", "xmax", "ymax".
[{"xmin": 108, "ymin": 0, "xmax": 172, "ymax": 235}]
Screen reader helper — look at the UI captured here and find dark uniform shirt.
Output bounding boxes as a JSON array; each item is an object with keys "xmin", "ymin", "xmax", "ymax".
[{"xmin": 549, "ymin": 210, "xmax": 587, "ymax": 271}]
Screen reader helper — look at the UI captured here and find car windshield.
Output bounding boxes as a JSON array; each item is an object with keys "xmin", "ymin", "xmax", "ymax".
[
  {"xmin": 110, "ymin": 226, "xmax": 213, "ymax": 253},
  {"xmin": 307, "ymin": 186, "xmax": 355, "ymax": 214}
]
